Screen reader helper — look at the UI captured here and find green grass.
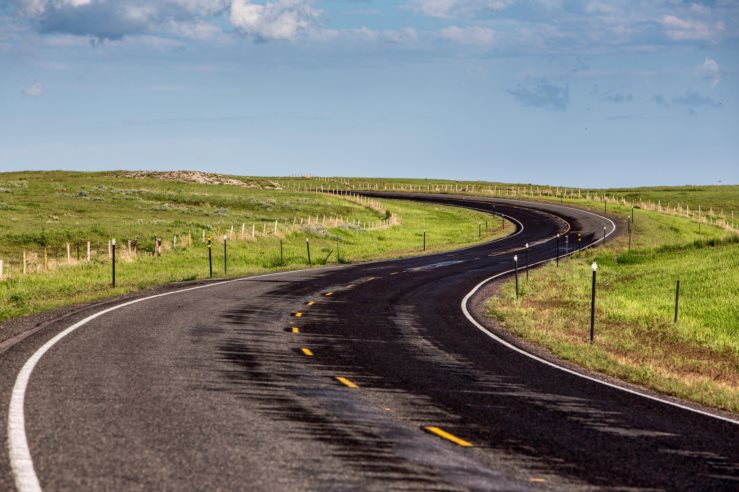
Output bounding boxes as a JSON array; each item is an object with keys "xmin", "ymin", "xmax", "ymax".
[
  {"xmin": 276, "ymin": 176, "xmax": 739, "ymax": 230},
  {"xmin": 487, "ymin": 198, "xmax": 739, "ymax": 412},
  {"xmin": 0, "ymin": 171, "xmax": 509, "ymax": 325}
]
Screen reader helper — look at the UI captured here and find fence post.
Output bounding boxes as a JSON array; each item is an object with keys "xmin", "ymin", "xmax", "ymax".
[
  {"xmin": 590, "ymin": 262, "xmax": 598, "ymax": 343},
  {"xmin": 208, "ymin": 236, "xmax": 213, "ymax": 278},
  {"xmin": 111, "ymin": 239, "xmax": 117, "ymax": 287},
  {"xmin": 674, "ymin": 279, "xmax": 680, "ymax": 323},
  {"xmin": 223, "ymin": 235, "xmax": 228, "ymax": 275}
]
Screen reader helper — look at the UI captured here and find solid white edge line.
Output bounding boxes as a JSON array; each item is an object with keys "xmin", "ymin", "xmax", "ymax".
[
  {"xmin": 7, "ymin": 266, "xmax": 347, "ymax": 492},
  {"xmin": 7, "ymin": 198, "xmax": 523, "ymax": 492},
  {"xmin": 460, "ymin": 207, "xmax": 739, "ymax": 426}
]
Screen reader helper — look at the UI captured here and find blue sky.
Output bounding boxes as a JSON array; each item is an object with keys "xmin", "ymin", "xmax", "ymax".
[{"xmin": 1, "ymin": 0, "xmax": 737, "ymax": 187}]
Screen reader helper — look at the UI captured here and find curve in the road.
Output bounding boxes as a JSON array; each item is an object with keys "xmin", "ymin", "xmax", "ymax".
[{"xmin": 3, "ymin": 193, "xmax": 737, "ymax": 491}]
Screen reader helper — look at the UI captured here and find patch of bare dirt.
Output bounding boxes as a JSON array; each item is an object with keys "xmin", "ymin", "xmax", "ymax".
[{"xmin": 118, "ymin": 171, "xmax": 282, "ymax": 189}]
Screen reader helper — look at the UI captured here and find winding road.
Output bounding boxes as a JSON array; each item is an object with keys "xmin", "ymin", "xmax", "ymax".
[{"xmin": 1, "ymin": 194, "xmax": 737, "ymax": 491}]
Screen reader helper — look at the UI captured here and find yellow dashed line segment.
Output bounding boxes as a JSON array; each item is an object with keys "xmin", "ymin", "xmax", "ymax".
[
  {"xmin": 306, "ymin": 301, "xmax": 315, "ymax": 306},
  {"xmin": 529, "ymin": 478, "xmax": 546, "ymax": 483},
  {"xmin": 301, "ymin": 348, "xmax": 313, "ymax": 356},
  {"xmin": 336, "ymin": 377, "xmax": 358, "ymax": 388},
  {"xmin": 292, "ymin": 327, "xmax": 300, "ymax": 334},
  {"xmin": 423, "ymin": 426, "xmax": 473, "ymax": 447},
  {"xmin": 324, "ymin": 292, "xmax": 333, "ymax": 297},
  {"xmin": 294, "ymin": 312, "xmax": 303, "ymax": 317}
]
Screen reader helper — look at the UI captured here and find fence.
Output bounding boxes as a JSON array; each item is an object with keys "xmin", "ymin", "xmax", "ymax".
[{"xmin": 0, "ymin": 194, "xmax": 401, "ymax": 281}]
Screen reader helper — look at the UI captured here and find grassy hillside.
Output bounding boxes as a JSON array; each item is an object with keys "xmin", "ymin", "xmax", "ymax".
[
  {"xmin": 486, "ymin": 196, "xmax": 739, "ymax": 412},
  {"xmin": 0, "ymin": 171, "xmax": 508, "ymax": 325},
  {"xmin": 277, "ymin": 176, "xmax": 738, "ymax": 230}
]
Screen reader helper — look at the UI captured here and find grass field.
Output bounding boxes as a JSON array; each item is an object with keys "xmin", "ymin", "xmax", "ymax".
[
  {"xmin": 279, "ymin": 176, "xmax": 739, "ymax": 230},
  {"xmin": 0, "ymin": 171, "xmax": 508, "ymax": 325},
  {"xmin": 486, "ymin": 197, "xmax": 739, "ymax": 412}
]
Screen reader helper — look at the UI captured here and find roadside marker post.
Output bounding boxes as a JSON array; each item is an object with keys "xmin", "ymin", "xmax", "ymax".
[
  {"xmin": 525, "ymin": 243, "xmax": 529, "ymax": 281},
  {"xmin": 208, "ymin": 236, "xmax": 213, "ymax": 278},
  {"xmin": 674, "ymin": 279, "xmax": 680, "ymax": 323},
  {"xmin": 336, "ymin": 238, "xmax": 340, "ymax": 262},
  {"xmin": 514, "ymin": 255, "xmax": 519, "ymax": 299},
  {"xmin": 423, "ymin": 231, "xmax": 426, "ymax": 251},
  {"xmin": 306, "ymin": 238, "xmax": 311, "ymax": 266},
  {"xmin": 280, "ymin": 239, "xmax": 284, "ymax": 264},
  {"xmin": 556, "ymin": 234, "xmax": 560, "ymax": 267},
  {"xmin": 223, "ymin": 235, "xmax": 228, "ymax": 275},
  {"xmin": 603, "ymin": 226, "xmax": 607, "ymax": 245},
  {"xmin": 628, "ymin": 217, "xmax": 632, "ymax": 250},
  {"xmin": 565, "ymin": 235, "xmax": 569, "ymax": 254},
  {"xmin": 111, "ymin": 239, "xmax": 116, "ymax": 287},
  {"xmin": 479, "ymin": 224, "xmax": 482, "ymax": 239},
  {"xmin": 590, "ymin": 262, "xmax": 597, "ymax": 344}
]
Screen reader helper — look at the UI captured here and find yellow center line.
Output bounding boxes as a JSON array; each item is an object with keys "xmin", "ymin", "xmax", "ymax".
[
  {"xmin": 423, "ymin": 426, "xmax": 473, "ymax": 447},
  {"xmin": 294, "ymin": 312, "xmax": 303, "ymax": 317},
  {"xmin": 324, "ymin": 292, "xmax": 334, "ymax": 296},
  {"xmin": 336, "ymin": 377, "xmax": 358, "ymax": 388},
  {"xmin": 301, "ymin": 348, "xmax": 313, "ymax": 356},
  {"xmin": 292, "ymin": 327, "xmax": 300, "ymax": 334},
  {"xmin": 390, "ymin": 271, "xmax": 400, "ymax": 276},
  {"xmin": 529, "ymin": 478, "xmax": 546, "ymax": 483},
  {"xmin": 306, "ymin": 301, "xmax": 315, "ymax": 306}
]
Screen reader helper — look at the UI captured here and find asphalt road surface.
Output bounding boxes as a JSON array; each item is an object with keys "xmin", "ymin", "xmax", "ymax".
[{"xmin": 1, "ymin": 194, "xmax": 736, "ymax": 491}]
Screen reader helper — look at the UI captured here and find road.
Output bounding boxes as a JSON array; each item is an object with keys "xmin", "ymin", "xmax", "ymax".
[{"xmin": 0, "ymin": 194, "xmax": 737, "ymax": 491}]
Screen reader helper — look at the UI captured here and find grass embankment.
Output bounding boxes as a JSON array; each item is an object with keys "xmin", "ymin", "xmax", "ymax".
[
  {"xmin": 486, "ymin": 198, "xmax": 739, "ymax": 413},
  {"xmin": 0, "ymin": 171, "xmax": 509, "ymax": 325}
]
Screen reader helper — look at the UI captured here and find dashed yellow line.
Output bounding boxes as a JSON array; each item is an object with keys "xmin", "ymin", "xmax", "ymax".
[
  {"xmin": 301, "ymin": 348, "xmax": 314, "ymax": 356},
  {"xmin": 324, "ymin": 292, "xmax": 334, "ymax": 297},
  {"xmin": 529, "ymin": 478, "xmax": 546, "ymax": 483},
  {"xmin": 306, "ymin": 301, "xmax": 315, "ymax": 306},
  {"xmin": 292, "ymin": 327, "xmax": 300, "ymax": 334},
  {"xmin": 294, "ymin": 312, "xmax": 303, "ymax": 318},
  {"xmin": 423, "ymin": 426, "xmax": 473, "ymax": 447},
  {"xmin": 336, "ymin": 377, "xmax": 358, "ymax": 388}
]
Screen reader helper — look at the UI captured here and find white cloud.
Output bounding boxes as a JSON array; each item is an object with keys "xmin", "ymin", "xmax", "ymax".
[
  {"xmin": 12, "ymin": 0, "xmax": 231, "ymax": 41},
  {"xmin": 585, "ymin": 2, "xmax": 618, "ymax": 15},
  {"xmin": 306, "ymin": 26, "xmax": 418, "ymax": 45},
  {"xmin": 411, "ymin": 0, "xmax": 513, "ymax": 19},
  {"xmin": 22, "ymin": 81, "xmax": 43, "ymax": 97},
  {"xmin": 699, "ymin": 58, "xmax": 720, "ymax": 87},
  {"xmin": 661, "ymin": 15, "xmax": 724, "ymax": 41},
  {"xmin": 439, "ymin": 26, "xmax": 495, "ymax": 46},
  {"xmin": 229, "ymin": 0, "xmax": 319, "ymax": 41}
]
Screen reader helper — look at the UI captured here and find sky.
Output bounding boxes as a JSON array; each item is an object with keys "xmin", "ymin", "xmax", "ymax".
[{"xmin": 1, "ymin": 0, "xmax": 738, "ymax": 187}]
